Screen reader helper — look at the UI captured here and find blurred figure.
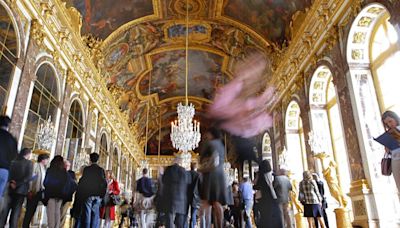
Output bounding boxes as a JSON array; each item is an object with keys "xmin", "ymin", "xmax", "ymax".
[
  {"xmin": 273, "ymin": 169, "xmax": 293, "ymax": 228},
  {"xmin": 0, "ymin": 148, "xmax": 33, "ymax": 228},
  {"xmin": 155, "ymin": 166, "xmax": 166, "ymax": 227},
  {"xmin": 119, "ymin": 193, "xmax": 135, "ymax": 228},
  {"xmin": 312, "ymin": 173, "xmax": 329, "ymax": 228},
  {"xmin": 76, "ymin": 153, "xmax": 107, "ymax": 228},
  {"xmin": 0, "ymin": 116, "xmax": 18, "ymax": 205},
  {"xmin": 207, "ymin": 54, "xmax": 274, "ymax": 138},
  {"xmin": 188, "ymin": 162, "xmax": 200, "ymax": 228},
  {"xmin": 253, "ymin": 160, "xmax": 282, "ymax": 228},
  {"xmin": 299, "ymin": 171, "xmax": 325, "ymax": 228},
  {"xmin": 136, "ymin": 168, "xmax": 154, "ymax": 228},
  {"xmin": 100, "ymin": 170, "xmax": 120, "ymax": 228},
  {"xmin": 198, "ymin": 127, "xmax": 228, "ymax": 228},
  {"xmin": 162, "ymin": 156, "xmax": 190, "ymax": 228},
  {"xmin": 23, "ymin": 153, "xmax": 49, "ymax": 228},
  {"xmin": 239, "ymin": 177, "xmax": 254, "ymax": 228},
  {"xmin": 230, "ymin": 181, "xmax": 241, "ymax": 228},
  {"xmin": 60, "ymin": 159, "xmax": 77, "ymax": 228}
]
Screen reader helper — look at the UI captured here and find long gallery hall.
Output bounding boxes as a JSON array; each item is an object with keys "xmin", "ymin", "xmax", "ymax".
[{"xmin": 0, "ymin": 0, "xmax": 400, "ymax": 227}]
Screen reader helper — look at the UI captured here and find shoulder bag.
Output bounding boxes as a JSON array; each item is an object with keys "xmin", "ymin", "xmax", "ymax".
[{"xmin": 381, "ymin": 152, "xmax": 392, "ymax": 176}]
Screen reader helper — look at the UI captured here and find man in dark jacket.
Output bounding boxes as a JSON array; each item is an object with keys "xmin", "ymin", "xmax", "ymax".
[
  {"xmin": 76, "ymin": 153, "xmax": 107, "ymax": 228},
  {"xmin": 136, "ymin": 168, "xmax": 154, "ymax": 228},
  {"xmin": 0, "ymin": 148, "xmax": 33, "ymax": 228},
  {"xmin": 0, "ymin": 116, "xmax": 18, "ymax": 201},
  {"xmin": 187, "ymin": 162, "xmax": 200, "ymax": 228},
  {"xmin": 162, "ymin": 156, "xmax": 191, "ymax": 228}
]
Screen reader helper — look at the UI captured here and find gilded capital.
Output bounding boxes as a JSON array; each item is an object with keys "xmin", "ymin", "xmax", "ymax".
[{"xmin": 30, "ymin": 19, "xmax": 45, "ymax": 46}]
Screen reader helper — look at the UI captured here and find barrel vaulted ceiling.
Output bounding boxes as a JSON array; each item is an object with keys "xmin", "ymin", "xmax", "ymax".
[{"xmin": 64, "ymin": 0, "xmax": 313, "ymax": 155}]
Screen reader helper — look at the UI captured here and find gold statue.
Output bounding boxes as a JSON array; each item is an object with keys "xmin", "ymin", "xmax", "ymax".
[
  {"xmin": 289, "ymin": 178, "xmax": 304, "ymax": 213},
  {"xmin": 314, "ymin": 152, "xmax": 348, "ymax": 207}
]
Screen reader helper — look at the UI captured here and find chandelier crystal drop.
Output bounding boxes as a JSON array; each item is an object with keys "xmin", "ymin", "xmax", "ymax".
[{"xmin": 170, "ymin": 103, "xmax": 201, "ymax": 153}]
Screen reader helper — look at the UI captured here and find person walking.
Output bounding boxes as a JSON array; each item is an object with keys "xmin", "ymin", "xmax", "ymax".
[
  {"xmin": 136, "ymin": 168, "xmax": 154, "ymax": 228},
  {"xmin": 299, "ymin": 171, "xmax": 325, "ymax": 228},
  {"xmin": 312, "ymin": 173, "xmax": 329, "ymax": 228},
  {"xmin": 0, "ymin": 116, "xmax": 18, "ymax": 204},
  {"xmin": 162, "ymin": 156, "xmax": 191, "ymax": 228},
  {"xmin": 76, "ymin": 153, "xmax": 107, "ymax": 228},
  {"xmin": 100, "ymin": 170, "xmax": 120, "ymax": 228},
  {"xmin": 198, "ymin": 127, "xmax": 228, "ymax": 228},
  {"xmin": 22, "ymin": 153, "xmax": 49, "ymax": 228},
  {"xmin": 188, "ymin": 162, "xmax": 200, "ymax": 228},
  {"xmin": 253, "ymin": 160, "xmax": 282, "ymax": 228},
  {"xmin": 239, "ymin": 177, "xmax": 254, "ymax": 228},
  {"xmin": 0, "ymin": 148, "xmax": 33, "ymax": 228},
  {"xmin": 273, "ymin": 169, "xmax": 293, "ymax": 228}
]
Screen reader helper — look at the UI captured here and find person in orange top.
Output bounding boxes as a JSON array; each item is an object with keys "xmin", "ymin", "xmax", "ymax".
[{"xmin": 100, "ymin": 170, "xmax": 120, "ymax": 228}]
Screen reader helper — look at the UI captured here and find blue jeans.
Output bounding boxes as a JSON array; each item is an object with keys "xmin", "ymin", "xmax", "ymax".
[
  {"xmin": 0, "ymin": 169, "xmax": 9, "ymax": 198},
  {"xmin": 243, "ymin": 199, "xmax": 253, "ymax": 228},
  {"xmin": 190, "ymin": 207, "xmax": 198, "ymax": 228},
  {"xmin": 82, "ymin": 196, "xmax": 101, "ymax": 228}
]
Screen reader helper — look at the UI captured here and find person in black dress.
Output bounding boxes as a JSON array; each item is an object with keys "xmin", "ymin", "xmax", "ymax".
[
  {"xmin": 198, "ymin": 127, "xmax": 228, "ymax": 228},
  {"xmin": 253, "ymin": 160, "xmax": 283, "ymax": 228},
  {"xmin": 313, "ymin": 173, "xmax": 329, "ymax": 228}
]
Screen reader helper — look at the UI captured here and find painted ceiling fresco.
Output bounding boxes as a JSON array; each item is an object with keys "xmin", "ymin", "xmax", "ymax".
[
  {"xmin": 65, "ymin": 0, "xmax": 154, "ymax": 39},
  {"xmin": 223, "ymin": 0, "xmax": 312, "ymax": 44},
  {"xmin": 138, "ymin": 50, "xmax": 228, "ymax": 101},
  {"xmin": 68, "ymin": 0, "xmax": 317, "ymax": 147}
]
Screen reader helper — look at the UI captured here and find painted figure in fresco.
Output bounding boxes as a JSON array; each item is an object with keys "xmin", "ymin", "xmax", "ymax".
[
  {"xmin": 142, "ymin": 50, "xmax": 227, "ymax": 101},
  {"xmin": 71, "ymin": 0, "xmax": 154, "ymax": 39},
  {"xmin": 224, "ymin": 0, "xmax": 312, "ymax": 43}
]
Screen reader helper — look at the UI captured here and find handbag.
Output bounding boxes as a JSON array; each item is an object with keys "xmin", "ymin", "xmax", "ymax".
[
  {"xmin": 110, "ymin": 194, "xmax": 121, "ymax": 205},
  {"xmin": 381, "ymin": 152, "xmax": 392, "ymax": 176},
  {"xmin": 298, "ymin": 181, "xmax": 306, "ymax": 203}
]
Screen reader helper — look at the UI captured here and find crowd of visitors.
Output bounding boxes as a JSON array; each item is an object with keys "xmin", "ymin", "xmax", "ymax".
[{"xmin": 0, "ymin": 115, "xmax": 335, "ymax": 228}]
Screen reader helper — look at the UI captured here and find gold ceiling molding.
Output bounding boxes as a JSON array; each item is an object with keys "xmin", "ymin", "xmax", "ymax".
[
  {"xmin": 270, "ymin": 0, "xmax": 360, "ymax": 110},
  {"xmin": 18, "ymin": 0, "xmax": 142, "ymax": 165}
]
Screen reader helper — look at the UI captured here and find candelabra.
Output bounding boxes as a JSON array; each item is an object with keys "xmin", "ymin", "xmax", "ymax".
[{"xmin": 36, "ymin": 116, "xmax": 56, "ymax": 152}]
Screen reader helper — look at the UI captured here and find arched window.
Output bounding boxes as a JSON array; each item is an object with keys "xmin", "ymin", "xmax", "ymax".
[
  {"xmin": 99, "ymin": 134, "xmax": 108, "ymax": 168},
  {"xmin": 309, "ymin": 66, "xmax": 351, "ymax": 194},
  {"xmin": 0, "ymin": 5, "xmax": 18, "ymax": 113},
  {"xmin": 262, "ymin": 132, "xmax": 273, "ymax": 168},
  {"xmin": 22, "ymin": 64, "xmax": 59, "ymax": 149},
  {"xmin": 370, "ymin": 13, "xmax": 400, "ymax": 113},
  {"xmin": 112, "ymin": 148, "xmax": 119, "ymax": 179},
  {"xmin": 284, "ymin": 101, "xmax": 307, "ymax": 180},
  {"xmin": 64, "ymin": 100, "xmax": 84, "ymax": 164}
]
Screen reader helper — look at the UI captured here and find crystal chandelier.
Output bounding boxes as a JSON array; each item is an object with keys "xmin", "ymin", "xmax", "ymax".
[
  {"xmin": 37, "ymin": 116, "xmax": 56, "ymax": 151},
  {"xmin": 170, "ymin": 0, "xmax": 201, "ymax": 153}
]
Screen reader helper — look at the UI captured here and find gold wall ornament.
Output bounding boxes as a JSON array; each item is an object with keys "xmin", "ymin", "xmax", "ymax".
[
  {"xmin": 40, "ymin": 1, "xmax": 54, "ymax": 19},
  {"xmin": 65, "ymin": 6, "xmax": 82, "ymax": 35},
  {"xmin": 82, "ymin": 34, "xmax": 104, "ymax": 67},
  {"xmin": 30, "ymin": 19, "xmax": 45, "ymax": 46}
]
